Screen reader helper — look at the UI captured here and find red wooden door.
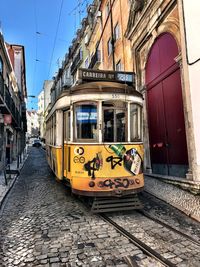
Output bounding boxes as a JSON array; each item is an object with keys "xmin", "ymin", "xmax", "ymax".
[{"xmin": 146, "ymin": 33, "xmax": 188, "ymax": 177}]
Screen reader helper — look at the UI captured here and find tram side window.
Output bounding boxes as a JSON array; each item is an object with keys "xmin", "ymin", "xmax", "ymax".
[
  {"xmin": 53, "ymin": 114, "xmax": 56, "ymax": 146},
  {"xmin": 130, "ymin": 104, "xmax": 142, "ymax": 141},
  {"xmin": 50, "ymin": 118, "xmax": 53, "ymax": 145},
  {"xmin": 75, "ymin": 104, "xmax": 97, "ymax": 140},
  {"xmin": 64, "ymin": 111, "xmax": 71, "ymax": 142},
  {"xmin": 46, "ymin": 120, "xmax": 49, "ymax": 144}
]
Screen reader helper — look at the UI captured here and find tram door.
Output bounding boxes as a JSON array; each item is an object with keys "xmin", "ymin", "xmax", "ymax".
[
  {"xmin": 146, "ymin": 33, "xmax": 188, "ymax": 177},
  {"xmin": 63, "ymin": 110, "xmax": 71, "ymax": 178}
]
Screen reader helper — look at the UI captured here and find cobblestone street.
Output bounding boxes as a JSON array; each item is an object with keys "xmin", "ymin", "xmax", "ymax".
[{"xmin": 0, "ymin": 148, "xmax": 200, "ymax": 267}]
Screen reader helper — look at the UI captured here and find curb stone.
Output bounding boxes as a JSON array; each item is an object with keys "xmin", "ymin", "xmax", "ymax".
[{"xmin": 0, "ymin": 154, "xmax": 29, "ymax": 210}]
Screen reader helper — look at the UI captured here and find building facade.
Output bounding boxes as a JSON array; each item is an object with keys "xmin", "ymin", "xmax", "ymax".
[
  {"xmin": 179, "ymin": 0, "xmax": 200, "ymax": 183},
  {"xmin": 26, "ymin": 110, "xmax": 39, "ymax": 138},
  {"xmin": 0, "ymin": 33, "xmax": 27, "ymax": 171},
  {"xmin": 38, "ymin": 90, "xmax": 44, "ymax": 139},
  {"xmin": 123, "ymin": 0, "xmax": 200, "ymax": 189},
  {"xmin": 46, "ymin": 0, "xmax": 200, "ymax": 191},
  {"xmin": 38, "ymin": 80, "xmax": 53, "ymax": 140}
]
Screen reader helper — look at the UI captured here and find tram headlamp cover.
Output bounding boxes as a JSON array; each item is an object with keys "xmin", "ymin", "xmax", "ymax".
[
  {"xmin": 89, "ymin": 181, "xmax": 95, "ymax": 187},
  {"xmin": 135, "ymin": 178, "xmax": 140, "ymax": 184}
]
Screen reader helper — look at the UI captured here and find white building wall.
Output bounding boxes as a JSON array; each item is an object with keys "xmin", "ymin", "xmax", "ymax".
[
  {"xmin": 26, "ymin": 110, "xmax": 39, "ymax": 137},
  {"xmin": 38, "ymin": 90, "xmax": 45, "ymax": 138},
  {"xmin": 180, "ymin": 0, "xmax": 200, "ymax": 180},
  {"xmin": 44, "ymin": 80, "xmax": 53, "ymax": 111},
  {"xmin": 14, "ymin": 50, "xmax": 22, "ymax": 91},
  {"xmin": 38, "ymin": 90, "xmax": 44, "ymax": 114}
]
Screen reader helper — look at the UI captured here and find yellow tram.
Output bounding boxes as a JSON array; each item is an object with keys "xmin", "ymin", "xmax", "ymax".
[{"xmin": 45, "ymin": 69, "xmax": 144, "ymax": 212}]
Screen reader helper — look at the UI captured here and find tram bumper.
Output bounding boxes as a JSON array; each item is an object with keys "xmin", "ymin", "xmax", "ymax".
[{"xmin": 72, "ymin": 187, "xmax": 144, "ymax": 197}]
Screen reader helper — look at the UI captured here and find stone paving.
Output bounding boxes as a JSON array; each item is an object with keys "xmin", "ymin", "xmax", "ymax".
[
  {"xmin": 0, "ymin": 148, "xmax": 163, "ymax": 267},
  {"xmin": 140, "ymin": 192, "xmax": 200, "ymax": 243},
  {"xmin": 107, "ymin": 210, "xmax": 200, "ymax": 267},
  {"xmin": 144, "ymin": 175, "xmax": 200, "ymax": 222},
  {"xmin": 0, "ymin": 154, "xmax": 26, "ymax": 209}
]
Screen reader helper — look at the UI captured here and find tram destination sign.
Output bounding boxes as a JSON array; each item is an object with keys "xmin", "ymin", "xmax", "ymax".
[{"xmin": 78, "ymin": 68, "xmax": 135, "ymax": 85}]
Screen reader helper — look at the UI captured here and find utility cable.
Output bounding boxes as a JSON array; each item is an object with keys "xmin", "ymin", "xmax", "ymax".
[
  {"xmin": 47, "ymin": 0, "xmax": 64, "ymax": 79},
  {"xmin": 33, "ymin": 0, "xmax": 39, "ymax": 100}
]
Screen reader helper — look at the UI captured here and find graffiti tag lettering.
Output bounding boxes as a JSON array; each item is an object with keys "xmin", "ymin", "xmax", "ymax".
[
  {"xmin": 98, "ymin": 178, "xmax": 135, "ymax": 189},
  {"xmin": 84, "ymin": 158, "xmax": 98, "ymax": 178},
  {"xmin": 106, "ymin": 156, "xmax": 123, "ymax": 169},
  {"xmin": 84, "ymin": 153, "xmax": 102, "ymax": 179}
]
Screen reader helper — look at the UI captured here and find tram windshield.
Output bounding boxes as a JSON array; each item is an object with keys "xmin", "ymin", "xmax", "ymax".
[
  {"xmin": 103, "ymin": 101, "xmax": 126, "ymax": 142},
  {"xmin": 75, "ymin": 104, "xmax": 98, "ymax": 140},
  {"xmin": 74, "ymin": 101, "xmax": 142, "ymax": 143}
]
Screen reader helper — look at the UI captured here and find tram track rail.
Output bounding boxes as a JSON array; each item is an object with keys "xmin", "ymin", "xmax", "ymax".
[
  {"xmin": 137, "ymin": 209, "xmax": 200, "ymax": 246},
  {"xmin": 100, "ymin": 213, "xmax": 176, "ymax": 267}
]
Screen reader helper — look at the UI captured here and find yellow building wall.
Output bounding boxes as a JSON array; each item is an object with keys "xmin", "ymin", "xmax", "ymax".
[{"xmin": 99, "ymin": 0, "xmax": 133, "ymax": 71}]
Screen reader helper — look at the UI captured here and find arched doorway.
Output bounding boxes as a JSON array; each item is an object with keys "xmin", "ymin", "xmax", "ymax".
[{"xmin": 146, "ymin": 33, "xmax": 188, "ymax": 177}]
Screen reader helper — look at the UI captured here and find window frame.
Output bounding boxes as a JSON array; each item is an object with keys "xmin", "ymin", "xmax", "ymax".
[
  {"xmin": 84, "ymin": 57, "xmax": 89, "ymax": 68},
  {"xmin": 0, "ymin": 56, "xmax": 3, "ymax": 75},
  {"xmin": 63, "ymin": 109, "xmax": 71, "ymax": 143},
  {"xmin": 107, "ymin": 38, "xmax": 112, "ymax": 57},
  {"xmin": 130, "ymin": 103, "xmax": 143, "ymax": 142},
  {"xmin": 114, "ymin": 22, "xmax": 120, "ymax": 41},
  {"xmin": 103, "ymin": 101, "xmax": 128, "ymax": 143},
  {"xmin": 105, "ymin": 1, "xmax": 110, "ymax": 18},
  {"xmin": 116, "ymin": 60, "xmax": 122, "ymax": 71},
  {"xmin": 74, "ymin": 101, "xmax": 99, "ymax": 142}
]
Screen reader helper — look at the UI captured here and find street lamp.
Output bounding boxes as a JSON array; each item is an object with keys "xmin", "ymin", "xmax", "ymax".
[{"xmin": 27, "ymin": 95, "xmax": 37, "ymax": 98}]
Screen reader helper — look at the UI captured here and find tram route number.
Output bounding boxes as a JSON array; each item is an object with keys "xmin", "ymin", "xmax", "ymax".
[
  {"xmin": 112, "ymin": 94, "xmax": 120, "ymax": 99},
  {"xmin": 98, "ymin": 178, "xmax": 135, "ymax": 189}
]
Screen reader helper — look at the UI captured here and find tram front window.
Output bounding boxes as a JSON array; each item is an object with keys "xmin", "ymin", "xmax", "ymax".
[
  {"xmin": 75, "ymin": 104, "xmax": 97, "ymax": 140},
  {"xmin": 116, "ymin": 110, "xmax": 125, "ymax": 142},
  {"xmin": 103, "ymin": 108, "xmax": 126, "ymax": 142},
  {"xmin": 103, "ymin": 109, "xmax": 114, "ymax": 142}
]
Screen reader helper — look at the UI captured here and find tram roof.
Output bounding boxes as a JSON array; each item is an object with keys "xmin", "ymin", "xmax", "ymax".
[
  {"xmin": 46, "ymin": 81, "xmax": 143, "ymax": 120},
  {"xmin": 60, "ymin": 81, "xmax": 142, "ymax": 98}
]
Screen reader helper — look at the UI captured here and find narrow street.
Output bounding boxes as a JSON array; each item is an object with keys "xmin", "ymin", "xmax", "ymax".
[
  {"xmin": 0, "ymin": 148, "xmax": 157, "ymax": 267},
  {"xmin": 0, "ymin": 148, "xmax": 200, "ymax": 267},
  {"xmin": 0, "ymin": 1, "xmax": 200, "ymax": 266}
]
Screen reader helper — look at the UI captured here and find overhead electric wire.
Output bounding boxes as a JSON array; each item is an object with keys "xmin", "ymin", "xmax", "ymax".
[
  {"xmin": 68, "ymin": 0, "xmax": 88, "ymax": 16},
  {"xmin": 47, "ymin": 0, "xmax": 65, "ymax": 79},
  {"xmin": 46, "ymin": 0, "xmax": 90, "ymax": 79},
  {"xmin": 68, "ymin": 0, "xmax": 89, "ymax": 32},
  {"xmin": 33, "ymin": 0, "xmax": 39, "ymax": 97},
  {"xmin": 36, "ymin": 31, "xmax": 68, "ymax": 43}
]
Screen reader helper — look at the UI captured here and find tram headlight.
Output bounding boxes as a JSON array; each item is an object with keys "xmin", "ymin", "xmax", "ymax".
[
  {"xmin": 135, "ymin": 178, "xmax": 140, "ymax": 184},
  {"xmin": 89, "ymin": 181, "xmax": 95, "ymax": 187}
]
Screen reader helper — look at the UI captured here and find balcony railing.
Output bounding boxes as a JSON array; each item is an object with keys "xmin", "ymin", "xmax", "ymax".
[
  {"xmin": 0, "ymin": 75, "xmax": 22, "ymax": 128},
  {"xmin": 89, "ymin": 50, "xmax": 101, "ymax": 69},
  {"xmin": 0, "ymin": 73, "xmax": 4, "ymax": 100},
  {"xmin": 71, "ymin": 50, "xmax": 83, "ymax": 74}
]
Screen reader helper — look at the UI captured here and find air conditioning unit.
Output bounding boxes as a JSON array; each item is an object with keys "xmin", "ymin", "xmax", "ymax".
[
  {"xmin": 84, "ymin": 34, "xmax": 89, "ymax": 45},
  {"xmin": 96, "ymin": 11, "xmax": 102, "ymax": 18}
]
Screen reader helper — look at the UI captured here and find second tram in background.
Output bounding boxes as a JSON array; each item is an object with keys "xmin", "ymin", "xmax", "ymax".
[{"xmin": 45, "ymin": 69, "xmax": 144, "ymax": 212}]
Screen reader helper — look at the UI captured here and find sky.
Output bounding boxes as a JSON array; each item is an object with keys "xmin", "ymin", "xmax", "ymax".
[{"xmin": 0, "ymin": 0, "xmax": 92, "ymax": 110}]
